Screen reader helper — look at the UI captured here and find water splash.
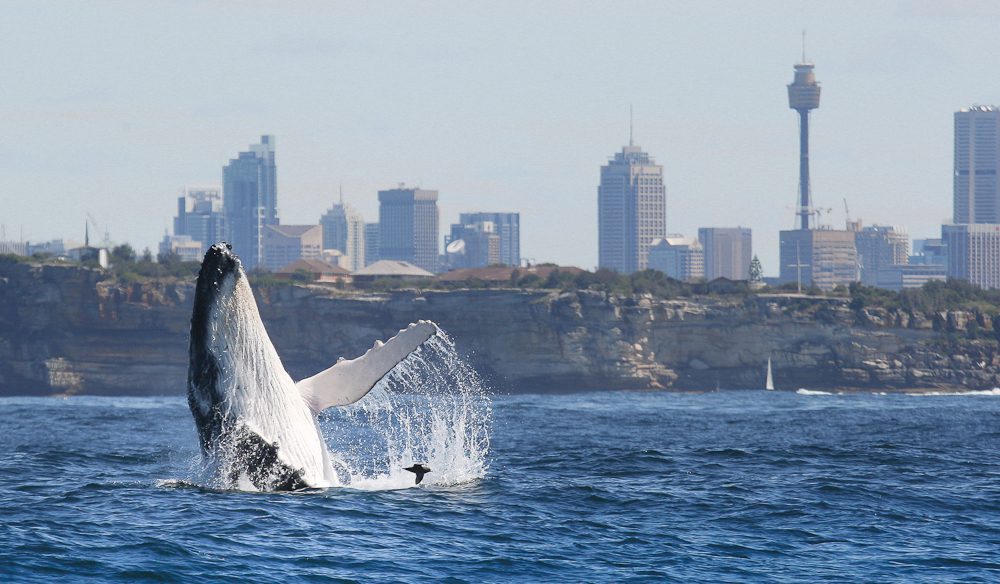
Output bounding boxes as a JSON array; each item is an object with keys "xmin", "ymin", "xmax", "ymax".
[{"xmin": 319, "ymin": 330, "xmax": 492, "ymax": 490}]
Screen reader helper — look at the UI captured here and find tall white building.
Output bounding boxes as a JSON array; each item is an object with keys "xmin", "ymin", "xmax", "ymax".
[
  {"xmin": 943, "ymin": 223, "xmax": 1000, "ymax": 289},
  {"xmin": 954, "ymin": 105, "xmax": 1000, "ymax": 224},
  {"xmin": 598, "ymin": 141, "xmax": 666, "ymax": 274},
  {"xmin": 319, "ymin": 196, "xmax": 365, "ymax": 273}
]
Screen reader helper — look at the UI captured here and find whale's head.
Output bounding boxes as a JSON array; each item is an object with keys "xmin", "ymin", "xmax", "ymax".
[
  {"xmin": 196, "ymin": 241, "xmax": 242, "ymax": 300},
  {"xmin": 188, "ymin": 242, "xmax": 259, "ymax": 451},
  {"xmin": 190, "ymin": 242, "xmax": 245, "ymax": 353}
]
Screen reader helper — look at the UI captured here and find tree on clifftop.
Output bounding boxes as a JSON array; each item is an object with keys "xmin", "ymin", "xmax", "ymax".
[
  {"xmin": 111, "ymin": 244, "xmax": 136, "ymax": 265},
  {"xmin": 749, "ymin": 255, "xmax": 763, "ymax": 284}
]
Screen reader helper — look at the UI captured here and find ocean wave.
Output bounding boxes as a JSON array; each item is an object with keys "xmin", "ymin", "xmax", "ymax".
[
  {"xmin": 796, "ymin": 389, "xmax": 834, "ymax": 396},
  {"xmin": 905, "ymin": 388, "xmax": 1000, "ymax": 397}
]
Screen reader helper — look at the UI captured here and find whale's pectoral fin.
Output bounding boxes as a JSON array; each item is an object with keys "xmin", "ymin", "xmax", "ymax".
[{"xmin": 295, "ymin": 321, "xmax": 438, "ymax": 413}]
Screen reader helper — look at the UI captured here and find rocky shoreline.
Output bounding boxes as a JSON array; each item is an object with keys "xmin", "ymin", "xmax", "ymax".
[{"xmin": 2, "ymin": 261, "xmax": 999, "ymax": 396}]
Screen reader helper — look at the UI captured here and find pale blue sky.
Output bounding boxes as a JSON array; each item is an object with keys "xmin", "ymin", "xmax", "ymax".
[{"xmin": 3, "ymin": 1, "xmax": 1000, "ymax": 273}]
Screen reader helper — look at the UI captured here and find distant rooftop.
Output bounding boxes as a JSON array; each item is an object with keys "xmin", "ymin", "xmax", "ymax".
[
  {"xmin": 650, "ymin": 236, "xmax": 700, "ymax": 249},
  {"xmin": 267, "ymin": 224, "xmax": 320, "ymax": 238},
  {"xmin": 276, "ymin": 258, "xmax": 350, "ymax": 276},
  {"xmin": 437, "ymin": 265, "xmax": 584, "ymax": 282},
  {"xmin": 353, "ymin": 260, "xmax": 434, "ymax": 278},
  {"xmin": 960, "ymin": 105, "xmax": 998, "ymax": 113}
]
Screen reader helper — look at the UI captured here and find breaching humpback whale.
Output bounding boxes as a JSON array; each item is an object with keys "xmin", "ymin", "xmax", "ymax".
[{"xmin": 187, "ymin": 242, "xmax": 436, "ymax": 491}]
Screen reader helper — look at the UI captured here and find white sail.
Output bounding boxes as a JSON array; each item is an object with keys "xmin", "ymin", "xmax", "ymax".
[{"xmin": 765, "ymin": 357, "xmax": 774, "ymax": 391}]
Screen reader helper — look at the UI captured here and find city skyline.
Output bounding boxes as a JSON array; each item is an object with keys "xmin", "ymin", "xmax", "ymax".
[{"xmin": 4, "ymin": 2, "xmax": 1000, "ymax": 273}]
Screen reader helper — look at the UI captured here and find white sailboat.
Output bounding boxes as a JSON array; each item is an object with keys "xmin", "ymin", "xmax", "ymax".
[{"xmin": 765, "ymin": 357, "xmax": 775, "ymax": 391}]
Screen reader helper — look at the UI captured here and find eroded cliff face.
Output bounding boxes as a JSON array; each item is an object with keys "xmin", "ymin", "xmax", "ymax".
[{"xmin": 2, "ymin": 262, "xmax": 999, "ymax": 395}]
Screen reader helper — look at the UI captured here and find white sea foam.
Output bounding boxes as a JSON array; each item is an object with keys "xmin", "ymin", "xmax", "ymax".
[
  {"xmin": 905, "ymin": 388, "xmax": 1000, "ymax": 397},
  {"xmin": 321, "ymin": 331, "xmax": 492, "ymax": 491},
  {"xmin": 795, "ymin": 388, "xmax": 834, "ymax": 396}
]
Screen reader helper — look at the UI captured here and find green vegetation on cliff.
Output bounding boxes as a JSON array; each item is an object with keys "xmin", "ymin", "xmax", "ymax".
[{"xmin": 848, "ymin": 279, "xmax": 1000, "ymax": 314}]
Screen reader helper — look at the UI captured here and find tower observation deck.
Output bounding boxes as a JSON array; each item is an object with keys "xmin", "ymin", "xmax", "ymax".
[{"xmin": 788, "ymin": 62, "xmax": 821, "ymax": 230}]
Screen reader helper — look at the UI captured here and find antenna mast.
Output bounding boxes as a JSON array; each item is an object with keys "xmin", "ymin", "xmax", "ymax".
[{"xmin": 629, "ymin": 105, "xmax": 634, "ymax": 146}]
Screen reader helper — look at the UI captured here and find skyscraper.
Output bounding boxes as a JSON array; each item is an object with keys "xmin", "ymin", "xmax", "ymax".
[
  {"xmin": 223, "ymin": 135, "xmax": 277, "ymax": 271},
  {"xmin": 954, "ymin": 106, "xmax": 1000, "ymax": 224},
  {"xmin": 319, "ymin": 191, "xmax": 365, "ymax": 273},
  {"xmin": 364, "ymin": 222, "xmax": 380, "ymax": 267},
  {"xmin": 598, "ymin": 140, "xmax": 666, "ymax": 274},
  {"xmin": 173, "ymin": 185, "xmax": 224, "ymax": 256},
  {"xmin": 378, "ymin": 186, "xmax": 439, "ymax": 273},
  {"xmin": 458, "ymin": 212, "xmax": 520, "ymax": 266},
  {"xmin": 698, "ymin": 227, "xmax": 752, "ymax": 281}
]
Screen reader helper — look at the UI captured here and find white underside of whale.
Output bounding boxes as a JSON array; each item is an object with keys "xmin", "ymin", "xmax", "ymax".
[{"xmin": 207, "ymin": 272, "xmax": 435, "ymax": 488}]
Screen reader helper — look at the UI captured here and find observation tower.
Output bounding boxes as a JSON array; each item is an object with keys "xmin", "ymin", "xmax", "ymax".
[{"xmin": 787, "ymin": 59, "xmax": 821, "ymax": 229}]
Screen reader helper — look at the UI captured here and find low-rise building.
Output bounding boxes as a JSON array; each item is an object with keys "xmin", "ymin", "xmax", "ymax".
[
  {"xmin": 875, "ymin": 264, "xmax": 947, "ymax": 291},
  {"xmin": 276, "ymin": 258, "xmax": 352, "ymax": 284},
  {"xmin": 159, "ymin": 234, "xmax": 203, "ymax": 262},
  {"xmin": 779, "ymin": 228, "xmax": 858, "ymax": 291},
  {"xmin": 648, "ymin": 236, "xmax": 704, "ymax": 281},
  {"xmin": 437, "ymin": 265, "xmax": 585, "ymax": 285},
  {"xmin": 855, "ymin": 225, "xmax": 909, "ymax": 286},
  {"xmin": 910, "ymin": 238, "xmax": 948, "ymax": 269},
  {"xmin": 352, "ymin": 259, "xmax": 434, "ymax": 285},
  {"xmin": 67, "ymin": 245, "xmax": 109, "ymax": 268},
  {"xmin": 0, "ymin": 240, "xmax": 28, "ymax": 256},
  {"xmin": 445, "ymin": 220, "xmax": 501, "ymax": 270},
  {"xmin": 27, "ymin": 239, "xmax": 82, "ymax": 257}
]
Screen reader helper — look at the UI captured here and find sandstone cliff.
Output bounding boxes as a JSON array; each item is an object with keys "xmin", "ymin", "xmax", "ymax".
[{"xmin": 2, "ymin": 261, "xmax": 999, "ymax": 395}]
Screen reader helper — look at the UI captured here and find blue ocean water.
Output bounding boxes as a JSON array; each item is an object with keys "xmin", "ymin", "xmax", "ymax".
[{"xmin": 3, "ymin": 390, "xmax": 1000, "ymax": 582}]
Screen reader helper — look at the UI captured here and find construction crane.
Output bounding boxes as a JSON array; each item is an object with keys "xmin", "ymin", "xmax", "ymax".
[
  {"xmin": 843, "ymin": 198, "xmax": 862, "ymax": 231},
  {"xmin": 86, "ymin": 213, "xmax": 111, "ymax": 248},
  {"xmin": 813, "ymin": 206, "xmax": 834, "ymax": 228}
]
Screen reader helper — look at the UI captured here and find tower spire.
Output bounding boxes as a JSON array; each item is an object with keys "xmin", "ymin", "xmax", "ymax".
[
  {"xmin": 629, "ymin": 105, "xmax": 634, "ymax": 147},
  {"xmin": 801, "ymin": 29, "xmax": 806, "ymax": 62},
  {"xmin": 339, "ymin": 182, "xmax": 344, "ymax": 205}
]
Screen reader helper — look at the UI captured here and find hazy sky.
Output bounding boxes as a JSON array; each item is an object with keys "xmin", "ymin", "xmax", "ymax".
[{"xmin": 3, "ymin": 1, "xmax": 1000, "ymax": 273}]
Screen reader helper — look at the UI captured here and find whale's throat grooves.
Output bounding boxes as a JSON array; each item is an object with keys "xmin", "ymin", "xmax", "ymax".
[{"xmin": 189, "ymin": 254, "xmax": 331, "ymax": 490}]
